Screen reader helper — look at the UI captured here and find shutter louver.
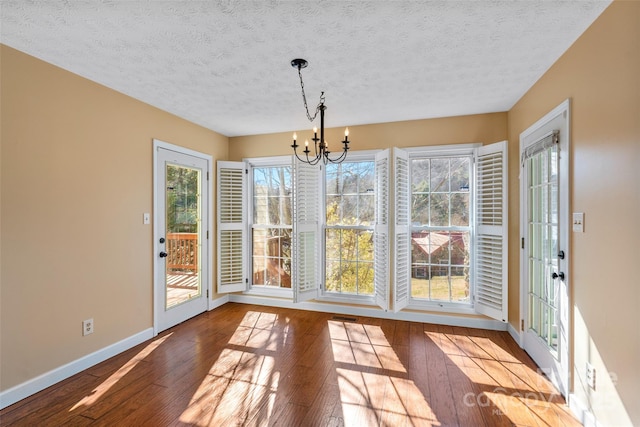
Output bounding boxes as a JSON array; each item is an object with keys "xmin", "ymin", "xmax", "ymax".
[
  {"xmin": 477, "ymin": 151, "xmax": 504, "ymax": 226},
  {"xmin": 394, "ymin": 148, "xmax": 410, "ymax": 312},
  {"xmin": 293, "ymin": 160, "xmax": 319, "ymax": 302},
  {"xmin": 475, "ymin": 141, "xmax": 508, "ymax": 321},
  {"xmin": 217, "ymin": 161, "xmax": 247, "ymax": 293},
  {"xmin": 374, "ymin": 149, "xmax": 390, "ymax": 310},
  {"xmin": 476, "ymin": 235, "xmax": 504, "ymax": 311}
]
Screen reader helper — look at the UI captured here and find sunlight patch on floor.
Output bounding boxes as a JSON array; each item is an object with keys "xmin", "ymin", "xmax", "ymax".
[
  {"xmin": 181, "ymin": 350, "xmax": 280, "ymax": 426},
  {"xmin": 328, "ymin": 321, "xmax": 407, "ymax": 373},
  {"xmin": 180, "ymin": 312, "xmax": 283, "ymax": 426},
  {"xmin": 69, "ymin": 333, "xmax": 172, "ymax": 411},
  {"xmin": 329, "ymin": 320, "xmax": 439, "ymax": 426}
]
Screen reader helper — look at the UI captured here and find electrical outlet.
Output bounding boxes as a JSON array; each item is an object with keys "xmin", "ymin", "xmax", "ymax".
[
  {"xmin": 83, "ymin": 318, "xmax": 94, "ymax": 336},
  {"xmin": 586, "ymin": 362, "xmax": 596, "ymax": 389}
]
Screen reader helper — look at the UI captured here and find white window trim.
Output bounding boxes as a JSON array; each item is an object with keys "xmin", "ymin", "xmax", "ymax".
[
  {"xmin": 403, "ymin": 143, "xmax": 481, "ymax": 157},
  {"xmin": 406, "ymin": 300, "xmax": 478, "ymax": 315}
]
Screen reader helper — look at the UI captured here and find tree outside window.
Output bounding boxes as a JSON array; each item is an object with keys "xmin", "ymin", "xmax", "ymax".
[
  {"xmin": 252, "ymin": 166, "xmax": 292, "ymax": 288},
  {"xmin": 325, "ymin": 161, "xmax": 375, "ymax": 296}
]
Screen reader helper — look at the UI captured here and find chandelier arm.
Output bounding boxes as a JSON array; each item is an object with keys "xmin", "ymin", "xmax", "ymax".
[
  {"xmin": 325, "ymin": 148, "xmax": 349, "ymax": 164},
  {"xmin": 309, "ymin": 152, "xmax": 321, "ymax": 166},
  {"xmin": 293, "ymin": 150, "xmax": 307, "ymax": 164}
]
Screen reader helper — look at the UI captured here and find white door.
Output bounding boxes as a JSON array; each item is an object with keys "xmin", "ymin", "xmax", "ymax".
[
  {"xmin": 520, "ymin": 101, "xmax": 570, "ymax": 396},
  {"xmin": 154, "ymin": 141, "xmax": 211, "ymax": 333}
]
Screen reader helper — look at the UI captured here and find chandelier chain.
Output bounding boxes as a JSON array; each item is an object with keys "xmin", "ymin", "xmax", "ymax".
[
  {"xmin": 297, "ymin": 66, "xmax": 324, "ymax": 122},
  {"xmin": 290, "ymin": 58, "xmax": 349, "ymax": 166}
]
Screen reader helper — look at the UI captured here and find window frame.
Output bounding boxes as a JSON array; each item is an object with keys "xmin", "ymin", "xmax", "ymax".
[
  {"xmin": 317, "ymin": 150, "xmax": 384, "ymax": 306},
  {"xmin": 245, "ymin": 155, "xmax": 295, "ymax": 298},
  {"xmin": 394, "ymin": 142, "xmax": 508, "ymax": 320},
  {"xmin": 403, "ymin": 144, "xmax": 479, "ymax": 314}
]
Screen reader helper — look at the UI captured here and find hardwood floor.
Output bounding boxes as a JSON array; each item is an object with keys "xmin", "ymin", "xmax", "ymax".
[{"xmin": 1, "ymin": 303, "xmax": 580, "ymax": 426}]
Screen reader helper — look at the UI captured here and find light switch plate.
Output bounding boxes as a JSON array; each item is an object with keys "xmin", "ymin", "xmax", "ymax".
[
  {"xmin": 143, "ymin": 213, "xmax": 150, "ymax": 225},
  {"xmin": 573, "ymin": 212, "xmax": 584, "ymax": 232}
]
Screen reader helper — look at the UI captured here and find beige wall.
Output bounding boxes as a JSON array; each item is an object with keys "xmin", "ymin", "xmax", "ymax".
[
  {"xmin": 508, "ymin": 1, "xmax": 639, "ymax": 425},
  {"xmin": 0, "ymin": 45, "xmax": 228, "ymax": 390},
  {"xmin": 2, "ymin": 2, "xmax": 638, "ymax": 424},
  {"xmin": 229, "ymin": 113, "xmax": 508, "ymax": 160}
]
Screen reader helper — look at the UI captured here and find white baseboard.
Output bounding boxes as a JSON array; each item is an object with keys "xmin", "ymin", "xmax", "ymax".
[
  {"xmin": 208, "ymin": 294, "xmax": 229, "ymax": 311},
  {"xmin": 507, "ymin": 321, "xmax": 523, "ymax": 346},
  {"xmin": 0, "ymin": 328, "xmax": 154, "ymax": 410},
  {"xmin": 229, "ymin": 294, "xmax": 508, "ymax": 331},
  {"xmin": 569, "ymin": 393, "xmax": 602, "ymax": 427}
]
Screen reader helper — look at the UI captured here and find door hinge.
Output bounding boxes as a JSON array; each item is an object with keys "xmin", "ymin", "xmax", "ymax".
[
  {"xmin": 521, "ymin": 319, "xmax": 525, "ymax": 331},
  {"xmin": 207, "ymin": 230, "xmax": 209, "ymax": 239},
  {"xmin": 207, "ymin": 289, "xmax": 209, "ymax": 298},
  {"xmin": 521, "ymin": 237, "xmax": 525, "ymax": 249},
  {"xmin": 246, "ymin": 278, "xmax": 249, "ymax": 284},
  {"xmin": 245, "ymin": 169, "xmax": 249, "ymax": 174},
  {"xmin": 207, "ymin": 171, "xmax": 209, "ymax": 180}
]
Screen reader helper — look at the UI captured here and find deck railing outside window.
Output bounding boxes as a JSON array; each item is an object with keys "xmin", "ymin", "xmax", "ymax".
[{"xmin": 166, "ymin": 232, "xmax": 198, "ymax": 273}]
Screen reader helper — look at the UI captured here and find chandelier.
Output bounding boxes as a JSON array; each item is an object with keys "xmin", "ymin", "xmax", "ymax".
[{"xmin": 290, "ymin": 58, "xmax": 350, "ymax": 165}]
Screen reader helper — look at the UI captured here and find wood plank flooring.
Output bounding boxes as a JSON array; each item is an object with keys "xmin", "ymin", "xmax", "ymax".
[{"xmin": 0, "ymin": 303, "xmax": 580, "ymax": 426}]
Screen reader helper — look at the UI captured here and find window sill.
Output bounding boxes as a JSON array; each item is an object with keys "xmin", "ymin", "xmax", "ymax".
[
  {"xmin": 245, "ymin": 286, "xmax": 293, "ymax": 299},
  {"xmin": 316, "ymin": 293, "xmax": 377, "ymax": 307},
  {"xmin": 406, "ymin": 300, "xmax": 476, "ymax": 315}
]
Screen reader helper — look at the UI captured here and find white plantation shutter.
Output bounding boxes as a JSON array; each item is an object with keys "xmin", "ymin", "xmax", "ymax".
[
  {"xmin": 292, "ymin": 160, "xmax": 320, "ymax": 302},
  {"xmin": 217, "ymin": 161, "xmax": 247, "ymax": 293},
  {"xmin": 393, "ymin": 148, "xmax": 410, "ymax": 312},
  {"xmin": 374, "ymin": 149, "xmax": 390, "ymax": 310},
  {"xmin": 474, "ymin": 141, "xmax": 508, "ymax": 321}
]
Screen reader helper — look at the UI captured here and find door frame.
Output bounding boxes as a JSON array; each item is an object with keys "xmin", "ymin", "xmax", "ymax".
[
  {"xmin": 153, "ymin": 139, "xmax": 213, "ymax": 336},
  {"xmin": 519, "ymin": 99, "xmax": 571, "ymax": 397}
]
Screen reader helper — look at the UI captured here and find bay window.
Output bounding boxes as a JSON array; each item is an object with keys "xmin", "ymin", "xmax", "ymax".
[{"xmin": 218, "ymin": 141, "xmax": 505, "ymax": 321}]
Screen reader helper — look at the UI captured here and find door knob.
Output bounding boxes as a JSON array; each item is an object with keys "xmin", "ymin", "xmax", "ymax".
[
  {"xmin": 159, "ymin": 251, "xmax": 168, "ymax": 258},
  {"xmin": 552, "ymin": 271, "xmax": 565, "ymax": 281}
]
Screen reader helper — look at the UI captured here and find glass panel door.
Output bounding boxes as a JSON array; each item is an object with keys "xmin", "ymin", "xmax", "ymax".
[
  {"xmin": 520, "ymin": 101, "xmax": 570, "ymax": 398},
  {"xmin": 527, "ymin": 146, "xmax": 559, "ymax": 353},
  {"xmin": 155, "ymin": 144, "xmax": 209, "ymax": 333},
  {"xmin": 165, "ymin": 163, "xmax": 202, "ymax": 308}
]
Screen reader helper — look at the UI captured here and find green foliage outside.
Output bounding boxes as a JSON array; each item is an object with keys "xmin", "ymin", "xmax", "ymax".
[
  {"xmin": 167, "ymin": 165, "xmax": 199, "ymax": 233},
  {"xmin": 324, "ymin": 161, "xmax": 375, "ymax": 296},
  {"xmin": 325, "ymin": 202, "xmax": 374, "ymax": 295}
]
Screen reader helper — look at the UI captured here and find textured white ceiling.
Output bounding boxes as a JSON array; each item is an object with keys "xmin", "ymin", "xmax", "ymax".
[{"xmin": 1, "ymin": 1, "xmax": 611, "ymax": 137}]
